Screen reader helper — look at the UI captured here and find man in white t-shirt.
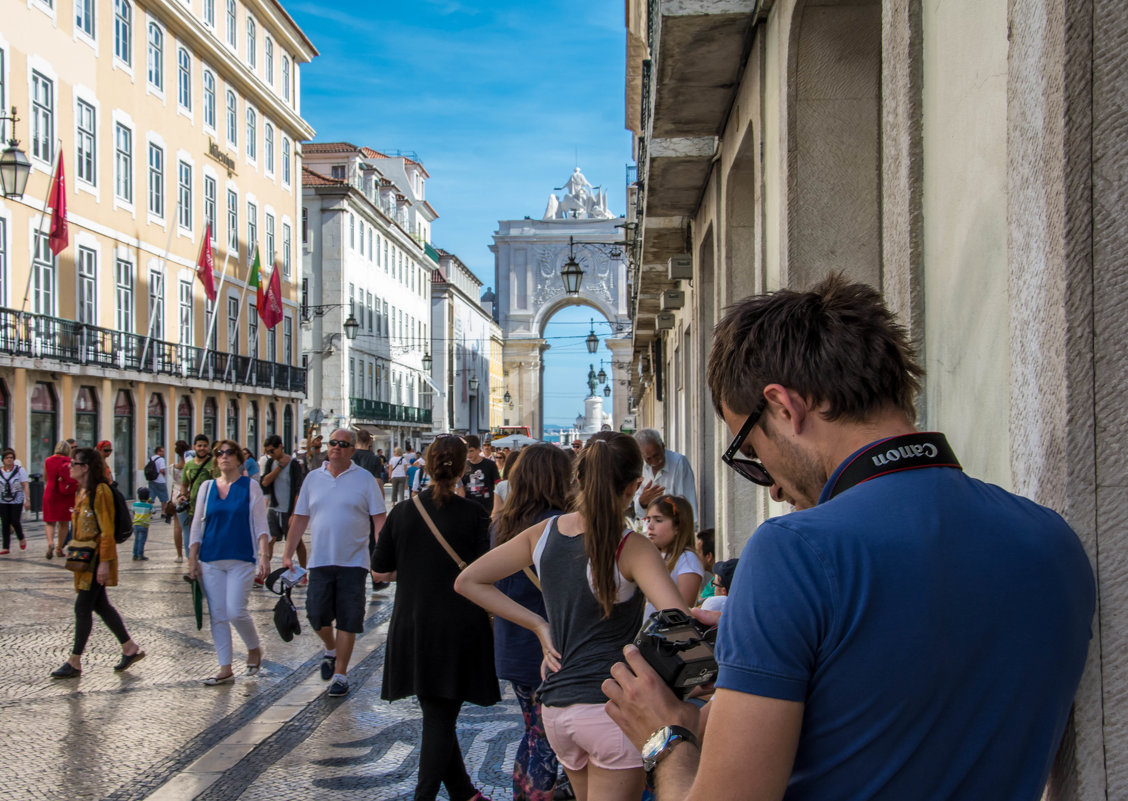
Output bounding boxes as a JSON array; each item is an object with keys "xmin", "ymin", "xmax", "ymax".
[
  {"xmin": 283, "ymin": 429, "xmax": 386, "ymax": 698},
  {"xmin": 146, "ymin": 445, "xmax": 170, "ymax": 522}
]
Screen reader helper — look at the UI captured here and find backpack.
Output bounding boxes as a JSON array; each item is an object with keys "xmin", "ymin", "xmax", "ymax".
[
  {"xmin": 109, "ymin": 483, "xmax": 133, "ymax": 544},
  {"xmin": 0, "ymin": 470, "xmax": 17, "ymax": 503},
  {"xmin": 143, "ymin": 456, "xmax": 159, "ymax": 482}
]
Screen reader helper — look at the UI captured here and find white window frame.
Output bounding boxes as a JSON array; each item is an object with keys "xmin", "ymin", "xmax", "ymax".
[
  {"xmin": 114, "ymin": 118, "xmax": 134, "ymax": 209},
  {"xmin": 115, "ymin": 256, "xmax": 135, "ymax": 334},
  {"xmin": 30, "ymin": 69, "xmax": 54, "ymax": 166},
  {"xmin": 77, "ymin": 245, "xmax": 97, "ymax": 325},
  {"xmin": 225, "ymin": 90, "xmax": 237, "ymax": 147},
  {"xmin": 147, "ymin": 141, "xmax": 164, "ymax": 219},
  {"xmin": 246, "ymin": 15, "xmax": 256, "ymax": 70},
  {"xmin": 226, "ymin": 187, "xmax": 239, "ymax": 254},
  {"xmin": 177, "ymin": 159, "xmax": 193, "ymax": 232},
  {"xmin": 245, "ymin": 105, "xmax": 256, "ymax": 163},
  {"xmin": 177, "ymin": 47, "xmax": 192, "ymax": 113},
  {"xmin": 146, "ymin": 20, "xmax": 164, "ymax": 96},
  {"xmin": 114, "ymin": 0, "xmax": 133, "ymax": 71},
  {"xmin": 202, "ymin": 68, "xmax": 216, "ymax": 131},
  {"xmin": 75, "ymin": 96, "xmax": 97, "ymax": 188}
]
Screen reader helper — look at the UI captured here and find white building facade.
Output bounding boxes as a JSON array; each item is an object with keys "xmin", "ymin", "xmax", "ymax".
[
  {"xmin": 300, "ymin": 143, "xmax": 435, "ymax": 449},
  {"xmin": 429, "ymin": 250, "xmax": 492, "ymax": 437}
]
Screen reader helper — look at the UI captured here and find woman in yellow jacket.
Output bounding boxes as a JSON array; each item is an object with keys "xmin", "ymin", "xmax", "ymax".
[{"xmin": 50, "ymin": 447, "xmax": 145, "ymax": 679}]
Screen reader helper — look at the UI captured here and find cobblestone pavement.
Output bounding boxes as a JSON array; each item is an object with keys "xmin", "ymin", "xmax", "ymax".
[{"xmin": 0, "ymin": 514, "xmax": 533, "ymax": 800}]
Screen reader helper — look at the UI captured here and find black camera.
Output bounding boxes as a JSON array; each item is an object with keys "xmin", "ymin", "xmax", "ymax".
[
  {"xmin": 175, "ymin": 498, "xmax": 190, "ymax": 514},
  {"xmin": 634, "ymin": 609, "xmax": 718, "ymax": 699}
]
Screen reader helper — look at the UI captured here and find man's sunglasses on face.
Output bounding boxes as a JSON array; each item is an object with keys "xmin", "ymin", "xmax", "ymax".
[
  {"xmin": 721, "ymin": 398, "xmax": 774, "ymax": 487},
  {"xmin": 327, "ymin": 439, "xmax": 353, "ymax": 448}
]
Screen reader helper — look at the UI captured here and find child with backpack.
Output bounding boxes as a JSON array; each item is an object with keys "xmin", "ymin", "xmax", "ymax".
[{"xmin": 132, "ymin": 488, "xmax": 154, "ymax": 561}]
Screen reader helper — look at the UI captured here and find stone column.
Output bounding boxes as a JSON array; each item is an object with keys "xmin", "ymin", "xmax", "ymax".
[{"xmin": 606, "ymin": 337, "xmax": 633, "ymax": 431}]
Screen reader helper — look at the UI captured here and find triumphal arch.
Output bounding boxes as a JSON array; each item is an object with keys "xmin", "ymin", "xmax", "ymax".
[{"xmin": 490, "ymin": 169, "xmax": 631, "ymax": 439}]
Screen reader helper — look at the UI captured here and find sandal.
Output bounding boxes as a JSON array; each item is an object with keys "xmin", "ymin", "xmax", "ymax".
[
  {"xmin": 46, "ymin": 546, "xmax": 54, "ymax": 559},
  {"xmin": 55, "ymin": 547, "xmax": 66, "ymax": 558},
  {"xmin": 203, "ymin": 674, "xmax": 235, "ymax": 686},
  {"xmin": 113, "ymin": 650, "xmax": 146, "ymax": 672}
]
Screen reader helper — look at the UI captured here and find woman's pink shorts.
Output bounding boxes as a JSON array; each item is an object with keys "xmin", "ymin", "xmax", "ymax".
[{"xmin": 541, "ymin": 703, "xmax": 643, "ymax": 771}]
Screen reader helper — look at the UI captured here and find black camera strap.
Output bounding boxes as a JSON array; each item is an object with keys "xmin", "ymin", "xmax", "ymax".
[{"xmin": 827, "ymin": 432, "xmax": 962, "ymax": 501}]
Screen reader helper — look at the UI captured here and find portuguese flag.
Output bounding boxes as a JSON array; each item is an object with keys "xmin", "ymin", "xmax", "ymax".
[{"xmin": 248, "ymin": 247, "xmax": 267, "ymax": 312}]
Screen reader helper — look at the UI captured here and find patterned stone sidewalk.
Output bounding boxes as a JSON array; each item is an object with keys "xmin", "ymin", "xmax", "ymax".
[{"xmin": 0, "ymin": 518, "xmax": 532, "ymax": 800}]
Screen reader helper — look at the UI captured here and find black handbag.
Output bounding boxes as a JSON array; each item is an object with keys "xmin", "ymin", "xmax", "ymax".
[{"xmin": 65, "ymin": 545, "xmax": 96, "ymax": 573}]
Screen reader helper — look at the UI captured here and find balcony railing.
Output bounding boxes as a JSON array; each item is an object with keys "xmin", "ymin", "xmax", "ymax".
[
  {"xmin": 0, "ymin": 307, "xmax": 306, "ymax": 393},
  {"xmin": 350, "ymin": 397, "xmax": 432, "ymax": 425}
]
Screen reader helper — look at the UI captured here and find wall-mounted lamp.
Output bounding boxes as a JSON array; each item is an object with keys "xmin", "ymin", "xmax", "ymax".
[{"xmin": 0, "ymin": 107, "xmax": 31, "ymax": 200}]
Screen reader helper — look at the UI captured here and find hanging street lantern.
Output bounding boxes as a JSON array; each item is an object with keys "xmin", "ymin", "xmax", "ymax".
[
  {"xmin": 586, "ymin": 318, "xmax": 599, "ymax": 354},
  {"xmin": 343, "ymin": 314, "xmax": 360, "ymax": 341},
  {"xmin": 422, "ymin": 351, "xmax": 432, "ymax": 372}
]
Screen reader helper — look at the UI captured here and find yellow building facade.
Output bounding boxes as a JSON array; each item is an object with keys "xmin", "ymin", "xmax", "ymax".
[{"xmin": 0, "ymin": 0, "xmax": 316, "ymax": 495}]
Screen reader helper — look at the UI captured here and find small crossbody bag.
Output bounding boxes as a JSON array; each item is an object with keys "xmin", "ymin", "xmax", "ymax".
[{"xmin": 411, "ymin": 494, "xmax": 467, "ymax": 571}]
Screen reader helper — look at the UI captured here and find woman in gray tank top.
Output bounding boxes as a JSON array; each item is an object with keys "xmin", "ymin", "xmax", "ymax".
[{"xmin": 456, "ymin": 433, "xmax": 687, "ymax": 801}]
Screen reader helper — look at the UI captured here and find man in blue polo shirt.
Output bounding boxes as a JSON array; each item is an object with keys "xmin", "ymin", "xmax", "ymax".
[{"xmin": 603, "ymin": 275, "xmax": 1095, "ymax": 801}]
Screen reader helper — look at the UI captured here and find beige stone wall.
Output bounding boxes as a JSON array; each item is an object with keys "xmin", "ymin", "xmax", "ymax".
[
  {"xmin": 631, "ymin": 0, "xmax": 1126, "ymax": 796},
  {"xmin": 920, "ymin": 0, "xmax": 1012, "ymax": 489}
]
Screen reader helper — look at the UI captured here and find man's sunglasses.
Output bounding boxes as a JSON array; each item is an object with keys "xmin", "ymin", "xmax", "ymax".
[
  {"xmin": 327, "ymin": 439, "xmax": 354, "ymax": 448},
  {"xmin": 720, "ymin": 398, "xmax": 774, "ymax": 487}
]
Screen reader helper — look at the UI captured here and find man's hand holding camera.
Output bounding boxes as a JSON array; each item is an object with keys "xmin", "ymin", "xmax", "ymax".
[{"xmin": 602, "ymin": 644, "xmax": 700, "ymax": 748}]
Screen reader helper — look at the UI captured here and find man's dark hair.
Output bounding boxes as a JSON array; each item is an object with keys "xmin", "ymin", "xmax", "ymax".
[
  {"xmin": 194, "ymin": 433, "xmax": 210, "ymax": 444},
  {"xmin": 464, "ymin": 434, "xmax": 481, "ymax": 449},
  {"xmin": 707, "ymin": 273, "xmax": 923, "ymax": 421},
  {"xmin": 696, "ymin": 528, "xmax": 715, "ymax": 558},
  {"xmin": 356, "ymin": 429, "xmax": 373, "ymax": 445},
  {"xmin": 264, "ymin": 434, "xmax": 283, "ymax": 449}
]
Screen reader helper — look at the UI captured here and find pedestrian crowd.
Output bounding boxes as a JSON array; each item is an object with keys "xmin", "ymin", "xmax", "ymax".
[{"xmin": 2, "ymin": 274, "xmax": 1098, "ymax": 801}]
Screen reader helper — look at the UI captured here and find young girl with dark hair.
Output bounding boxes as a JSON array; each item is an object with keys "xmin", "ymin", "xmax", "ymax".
[
  {"xmin": 492, "ymin": 444, "xmax": 574, "ymax": 801},
  {"xmin": 456, "ymin": 433, "xmax": 687, "ymax": 801},
  {"xmin": 50, "ymin": 448, "xmax": 144, "ymax": 678},
  {"xmin": 372, "ymin": 434, "xmax": 499, "ymax": 801},
  {"xmin": 644, "ymin": 494, "xmax": 703, "ymax": 615}
]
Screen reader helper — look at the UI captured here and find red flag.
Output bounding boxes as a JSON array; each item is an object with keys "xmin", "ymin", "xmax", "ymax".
[
  {"xmin": 46, "ymin": 154, "xmax": 68, "ymax": 255},
  {"xmin": 261, "ymin": 262, "xmax": 284, "ymax": 329},
  {"xmin": 197, "ymin": 224, "xmax": 216, "ymax": 301}
]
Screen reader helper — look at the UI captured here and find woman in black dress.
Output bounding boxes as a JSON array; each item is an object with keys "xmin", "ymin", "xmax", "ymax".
[{"xmin": 372, "ymin": 434, "xmax": 499, "ymax": 801}]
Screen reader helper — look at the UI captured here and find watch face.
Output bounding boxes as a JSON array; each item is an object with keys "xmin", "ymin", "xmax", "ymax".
[{"xmin": 642, "ymin": 726, "xmax": 673, "ymax": 760}]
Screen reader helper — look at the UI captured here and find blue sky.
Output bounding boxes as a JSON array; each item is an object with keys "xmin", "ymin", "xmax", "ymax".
[{"xmin": 289, "ymin": 0, "xmax": 632, "ymax": 428}]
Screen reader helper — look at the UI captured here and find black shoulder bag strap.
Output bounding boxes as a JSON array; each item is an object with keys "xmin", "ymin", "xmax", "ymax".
[{"xmin": 827, "ymin": 432, "xmax": 962, "ymax": 501}]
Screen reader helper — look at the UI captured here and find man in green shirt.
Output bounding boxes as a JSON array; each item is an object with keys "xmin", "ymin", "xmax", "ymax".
[{"xmin": 177, "ymin": 434, "xmax": 219, "ymax": 530}]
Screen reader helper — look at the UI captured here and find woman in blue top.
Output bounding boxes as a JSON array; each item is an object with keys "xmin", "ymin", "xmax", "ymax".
[
  {"xmin": 187, "ymin": 440, "xmax": 270, "ymax": 685},
  {"xmin": 491, "ymin": 444, "xmax": 574, "ymax": 801}
]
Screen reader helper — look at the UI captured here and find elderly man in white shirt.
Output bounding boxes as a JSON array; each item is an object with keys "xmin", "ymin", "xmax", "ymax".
[
  {"xmin": 283, "ymin": 429, "xmax": 386, "ymax": 699},
  {"xmin": 632, "ymin": 428, "xmax": 699, "ymax": 524}
]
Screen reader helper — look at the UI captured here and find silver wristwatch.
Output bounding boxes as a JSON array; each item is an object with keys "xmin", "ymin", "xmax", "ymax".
[{"xmin": 641, "ymin": 724, "xmax": 699, "ymax": 775}]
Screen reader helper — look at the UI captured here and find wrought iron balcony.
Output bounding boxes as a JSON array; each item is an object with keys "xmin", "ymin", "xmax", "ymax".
[
  {"xmin": 350, "ymin": 397, "xmax": 432, "ymax": 425},
  {"xmin": 0, "ymin": 307, "xmax": 306, "ymax": 393}
]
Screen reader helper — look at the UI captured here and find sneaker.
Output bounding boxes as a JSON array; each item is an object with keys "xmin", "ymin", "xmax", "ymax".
[
  {"xmin": 327, "ymin": 677, "xmax": 349, "ymax": 697},
  {"xmin": 132, "ymin": 555, "xmax": 140, "ymax": 561},
  {"xmin": 253, "ymin": 576, "xmax": 265, "ymax": 587},
  {"xmin": 19, "ymin": 539, "xmax": 26, "ymax": 550},
  {"xmin": 139, "ymin": 556, "xmax": 149, "ymax": 561},
  {"xmin": 320, "ymin": 655, "xmax": 336, "ymax": 681},
  {"xmin": 0, "ymin": 550, "xmax": 9, "ymax": 555}
]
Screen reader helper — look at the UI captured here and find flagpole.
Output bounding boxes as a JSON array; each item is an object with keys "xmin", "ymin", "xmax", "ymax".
[
  {"xmin": 242, "ymin": 258, "xmax": 274, "ymax": 384},
  {"xmin": 19, "ymin": 141, "xmax": 62, "ymax": 317},
  {"xmin": 222, "ymin": 263, "xmax": 254, "ymax": 384},
  {"xmin": 139, "ymin": 197, "xmax": 180, "ymax": 370},
  {"xmin": 198, "ymin": 248, "xmax": 231, "ymax": 379}
]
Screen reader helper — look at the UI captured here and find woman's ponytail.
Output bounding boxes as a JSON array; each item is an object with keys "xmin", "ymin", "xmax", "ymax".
[{"xmin": 575, "ymin": 433, "xmax": 643, "ymax": 617}]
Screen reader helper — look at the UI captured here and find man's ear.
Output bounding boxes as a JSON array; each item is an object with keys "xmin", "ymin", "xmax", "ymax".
[{"xmin": 762, "ymin": 384, "xmax": 811, "ymax": 436}]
